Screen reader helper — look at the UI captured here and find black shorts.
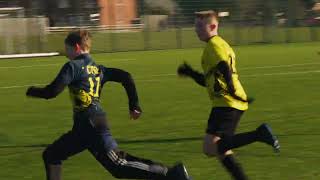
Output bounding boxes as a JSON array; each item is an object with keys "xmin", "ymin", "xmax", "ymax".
[{"xmin": 206, "ymin": 107, "xmax": 244, "ymax": 137}]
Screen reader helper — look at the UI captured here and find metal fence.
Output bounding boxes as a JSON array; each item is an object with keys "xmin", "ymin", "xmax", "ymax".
[{"xmin": 1, "ymin": 0, "xmax": 320, "ymax": 55}]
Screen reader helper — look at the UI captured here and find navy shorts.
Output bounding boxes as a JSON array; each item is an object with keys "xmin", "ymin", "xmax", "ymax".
[
  {"xmin": 206, "ymin": 107, "xmax": 244, "ymax": 137},
  {"xmin": 44, "ymin": 105, "xmax": 118, "ymax": 164}
]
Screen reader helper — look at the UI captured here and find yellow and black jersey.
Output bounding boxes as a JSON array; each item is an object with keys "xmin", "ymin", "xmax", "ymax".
[{"xmin": 201, "ymin": 36, "xmax": 248, "ymax": 111}]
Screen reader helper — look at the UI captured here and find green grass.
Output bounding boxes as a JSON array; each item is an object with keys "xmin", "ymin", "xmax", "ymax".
[
  {"xmin": 1, "ymin": 42, "xmax": 320, "ymax": 179},
  {"xmin": 3, "ymin": 26, "xmax": 320, "ymax": 54}
]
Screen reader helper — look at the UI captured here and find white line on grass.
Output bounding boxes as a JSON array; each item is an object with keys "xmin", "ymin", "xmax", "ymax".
[
  {"xmin": 242, "ymin": 70, "xmax": 320, "ymax": 77},
  {"xmin": 0, "ymin": 61, "xmax": 319, "ymax": 70},
  {"xmin": 0, "ymin": 58, "xmax": 136, "ymax": 69},
  {"xmin": 140, "ymin": 64, "xmax": 320, "ymax": 78},
  {"xmin": 98, "ymin": 58, "xmax": 136, "ymax": 62},
  {"xmin": 240, "ymin": 62, "xmax": 320, "ymax": 70},
  {"xmin": 149, "ymin": 73, "xmax": 176, "ymax": 77},
  {"xmin": 0, "ymin": 64, "xmax": 60, "ymax": 69},
  {"xmin": 1, "ymin": 70, "xmax": 320, "ymax": 90},
  {"xmin": 140, "ymin": 69, "xmax": 320, "ymax": 78},
  {"xmin": 127, "ymin": 69, "xmax": 320, "ymax": 80},
  {"xmin": 0, "ymin": 83, "xmax": 46, "ymax": 89},
  {"xmin": 0, "ymin": 52, "xmax": 59, "ymax": 59}
]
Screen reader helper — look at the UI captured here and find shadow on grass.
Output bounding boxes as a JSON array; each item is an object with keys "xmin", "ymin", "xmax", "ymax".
[
  {"xmin": 0, "ymin": 137, "xmax": 201, "ymax": 149},
  {"xmin": 0, "ymin": 132, "xmax": 319, "ymax": 150},
  {"xmin": 0, "ymin": 132, "xmax": 319, "ymax": 159}
]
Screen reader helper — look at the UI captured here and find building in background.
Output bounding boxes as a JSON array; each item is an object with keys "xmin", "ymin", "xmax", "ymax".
[
  {"xmin": 1, "ymin": 0, "xmax": 320, "ymax": 27},
  {"xmin": 98, "ymin": 0, "xmax": 137, "ymax": 26},
  {"xmin": 0, "ymin": 0, "xmax": 138, "ymax": 27}
]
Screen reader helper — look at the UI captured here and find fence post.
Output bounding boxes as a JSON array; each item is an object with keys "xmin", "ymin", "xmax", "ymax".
[
  {"xmin": 262, "ymin": 0, "xmax": 276, "ymax": 44},
  {"xmin": 110, "ymin": 30, "xmax": 117, "ymax": 52},
  {"xmin": 176, "ymin": 27, "xmax": 182, "ymax": 49},
  {"xmin": 286, "ymin": 0, "xmax": 300, "ymax": 43},
  {"xmin": 143, "ymin": 16, "xmax": 151, "ymax": 50},
  {"xmin": 233, "ymin": 0, "xmax": 242, "ymax": 45},
  {"xmin": 310, "ymin": 27, "xmax": 318, "ymax": 42}
]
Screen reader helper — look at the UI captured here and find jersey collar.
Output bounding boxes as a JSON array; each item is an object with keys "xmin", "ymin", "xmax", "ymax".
[{"xmin": 74, "ymin": 53, "xmax": 90, "ymax": 60}]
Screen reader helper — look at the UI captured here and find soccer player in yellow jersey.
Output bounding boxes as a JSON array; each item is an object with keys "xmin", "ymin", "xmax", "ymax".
[{"xmin": 177, "ymin": 10, "xmax": 280, "ymax": 180}]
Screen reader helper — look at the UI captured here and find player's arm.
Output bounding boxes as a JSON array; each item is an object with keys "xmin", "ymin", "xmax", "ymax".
[
  {"xmin": 216, "ymin": 61, "xmax": 253, "ymax": 103},
  {"xmin": 26, "ymin": 63, "xmax": 73, "ymax": 99},
  {"xmin": 177, "ymin": 62, "xmax": 206, "ymax": 87},
  {"xmin": 101, "ymin": 66, "xmax": 141, "ymax": 119}
]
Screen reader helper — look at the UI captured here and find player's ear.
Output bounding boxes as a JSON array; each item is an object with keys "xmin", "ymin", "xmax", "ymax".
[
  {"xmin": 75, "ymin": 43, "xmax": 81, "ymax": 52},
  {"xmin": 209, "ymin": 24, "xmax": 216, "ymax": 31}
]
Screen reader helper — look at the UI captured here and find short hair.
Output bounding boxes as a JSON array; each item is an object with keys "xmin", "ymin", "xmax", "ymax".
[
  {"xmin": 195, "ymin": 10, "xmax": 219, "ymax": 22},
  {"xmin": 65, "ymin": 30, "xmax": 92, "ymax": 51}
]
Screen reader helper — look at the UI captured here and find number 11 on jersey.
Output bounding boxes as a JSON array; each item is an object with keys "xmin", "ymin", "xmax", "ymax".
[{"xmin": 88, "ymin": 77, "xmax": 101, "ymax": 97}]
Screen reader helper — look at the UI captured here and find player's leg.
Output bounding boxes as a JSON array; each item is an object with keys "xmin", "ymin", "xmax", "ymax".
[
  {"xmin": 42, "ymin": 130, "xmax": 87, "ymax": 180},
  {"xmin": 203, "ymin": 108, "xmax": 239, "ymax": 157},
  {"xmin": 122, "ymin": 150, "xmax": 191, "ymax": 179},
  {"xmin": 203, "ymin": 107, "xmax": 248, "ymax": 180},
  {"xmin": 87, "ymin": 113, "xmax": 190, "ymax": 180},
  {"xmin": 255, "ymin": 123, "xmax": 280, "ymax": 152},
  {"xmin": 43, "ymin": 164, "xmax": 61, "ymax": 180},
  {"xmin": 91, "ymin": 147, "xmax": 189, "ymax": 179},
  {"xmin": 216, "ymin": 110, "xmax": 280, "ymax": 154},
  {"xmin": 217, "ymin": 125, "xmax": 280, "ymax": 154},
  {"xmin": 204, "ymin": 133, "xmax": 248, "ymax": 180},
  {"xmin": 215, "ymin": 108, "xmax": 258, "ymax": 155},
  {"xmin": 205, "ymin": 107, "xmax": 279, "ymax": 154}
]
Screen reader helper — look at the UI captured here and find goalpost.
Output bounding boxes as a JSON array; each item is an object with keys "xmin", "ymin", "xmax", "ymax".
[{"xmin": 0, "ymin": 7, "xmax": 59, "ymax": 59}]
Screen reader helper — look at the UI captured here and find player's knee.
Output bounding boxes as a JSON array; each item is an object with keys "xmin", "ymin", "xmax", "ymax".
[
  {"xmin": 42, "ymin": 147, "xmax": 62, "ymax": 165},
  {"xmin": 216, "ymin": 136, "xmax": 232, "ymax": 155},
  {"xmin": 203, "ymin": 139, "xmax": 218, "ymax": 157},
  {"xmin": 203, "ymin": 143, "xmax": 218, "ymax": 157},
  {"xmin": 203, "ymin": 149, "xmax": 216, "ymax": 157},
  {"xmin": 42, "ymin": 148, "xmax": 50, "ymax": 162},
  {"xmin": 203, "ymin": 134, "xmax": 220, "ymax": 157}
]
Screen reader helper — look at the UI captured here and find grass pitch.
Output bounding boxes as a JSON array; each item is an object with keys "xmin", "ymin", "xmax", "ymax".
[{"xmin": 0, "ymin": 42, "xmax": 320, "ymax": 180}]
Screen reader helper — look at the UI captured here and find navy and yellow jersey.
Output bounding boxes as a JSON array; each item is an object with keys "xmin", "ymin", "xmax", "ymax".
[
  {"xmin": 27, "ymin": 54, "xmax": 139, "ymax": 112},
  {"xmin": 201, "ymin": 36, "xmax": 248, "ymax": 111}
]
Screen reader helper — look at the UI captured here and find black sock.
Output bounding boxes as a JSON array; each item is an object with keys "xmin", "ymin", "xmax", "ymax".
[
  {"xmin": 217, "ymin": 131, "xmax": 258, "ymax": 154},
  {"xmin": 221, "ymin": 155, "xmax": 247, "ymax": 180}
]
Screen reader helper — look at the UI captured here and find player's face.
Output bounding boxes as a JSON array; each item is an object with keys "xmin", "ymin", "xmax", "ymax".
[
  {"xmin": 195, "ymin": 18, "xmax": 210, "ymax": 41},
  {"xmin": 65, "ymin": 44, "xmax": 78, "ymax": 60}
]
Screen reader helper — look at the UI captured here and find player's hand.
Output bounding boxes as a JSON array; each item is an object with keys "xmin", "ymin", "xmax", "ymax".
[
  {"xmin": 130, "ymin": 105, "xmax": 142, "ymax": 120},
  {"xmin": 235, "ymin": 96, "xmax": 255, "ymax": 104},
  {"xmin": 247, "ymin": 97, "xmax": 255, "ymax": 104},
  {"xmin": 130, "ymin": 106, "xmax": 142, "ymax": 120},
  {"xmin": 177, "ymin": 62, "xmax": 193, "ymax": 77},
  {"xmin": 229, "ymin": 91, "xmax": 255, "ymax": 104}
]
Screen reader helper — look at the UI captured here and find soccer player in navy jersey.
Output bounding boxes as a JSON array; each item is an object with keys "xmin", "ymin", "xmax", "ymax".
[{"xmin": 26, "ymin": 30, "xmax": 190, "ymax": 180}]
